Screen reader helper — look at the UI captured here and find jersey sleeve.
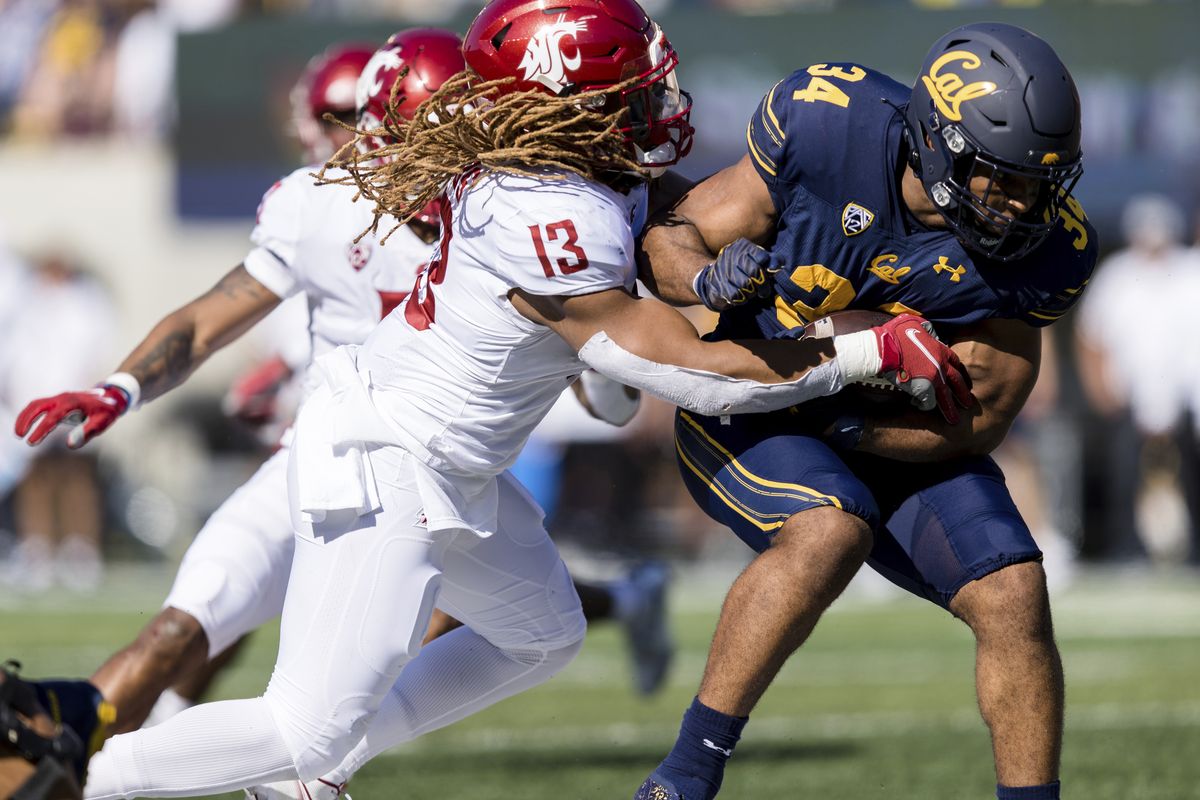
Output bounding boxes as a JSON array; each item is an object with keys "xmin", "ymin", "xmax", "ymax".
[
  {"xmin": 746, "ymin": 74, "xmax": 801, "ymax": 200},
  {"xmin": 746, "ymin": 65, "xmax": 887, "ymax": 210},
  {"xmin": 243, "ymin": 170, "xmax": 308, "ymax": 300},
  {"xmin": 483, "ymin": 176, "xmax": 637, "ymax": 297}
]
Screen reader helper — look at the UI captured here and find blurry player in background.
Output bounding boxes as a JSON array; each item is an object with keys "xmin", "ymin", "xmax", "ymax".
[
  {"xmin": 75, "ymin": 0, "xmax": 967, "ymax": 796},
  {"xmin": 634, "ymin": 22, "xmax": 1096, "ymax": 800},
  {"xmin": 10, "ymin": 32, "xmax": 456, "ymax": 798}
]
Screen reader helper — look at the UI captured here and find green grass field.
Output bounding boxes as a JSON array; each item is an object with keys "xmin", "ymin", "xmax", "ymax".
[{"xmin": 2, "ymin": 566, "xmax": 1199, "ymax": 799}]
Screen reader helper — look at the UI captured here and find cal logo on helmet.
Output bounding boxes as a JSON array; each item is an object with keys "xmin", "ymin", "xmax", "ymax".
[
  {"xmin": 921, "ymin": 51, "xmax": 998, "ymax": 122},
  {"xmin": 841, "ymin": 202, "xmax": 875, "ymax": 237}
]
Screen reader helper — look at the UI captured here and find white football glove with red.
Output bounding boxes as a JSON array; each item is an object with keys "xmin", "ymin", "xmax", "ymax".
[
  {"xmin": 833, "ymin": 314, "xmax": 973, "ymax": 423},
  {"xmin": 14, "ymin": 373, "xmax": 140, "ymax": 449}
]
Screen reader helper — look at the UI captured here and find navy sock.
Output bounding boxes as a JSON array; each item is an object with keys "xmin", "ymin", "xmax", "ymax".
[
  {"xmin": 997, "ymin": 781, "xmax": 1061, "ymax": 800},
  {"xmin": 33, "ymin": 679, "xmax": 114, "ymax": 778},
  {"xmin": 652, "ymin": 697, "xmax": 747, "ymax": 799}
]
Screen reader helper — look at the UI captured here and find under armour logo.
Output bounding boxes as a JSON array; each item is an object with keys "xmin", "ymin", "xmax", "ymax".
[
  {"xmin": 932, "ymin": 255, "xmax": 967, "ymax": 283},
  {"xmin": 702, "ymin": 738, "xmax": 733, "ymax": 757}
]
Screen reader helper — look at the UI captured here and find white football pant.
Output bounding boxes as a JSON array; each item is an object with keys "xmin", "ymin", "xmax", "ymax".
[
  {"xmin": 84, "ymin": 448, "xmax": 586, "ymax": 799},
  {"xmin": 162, "ymin": 447, "xmax": 294, "ymax": 657}
]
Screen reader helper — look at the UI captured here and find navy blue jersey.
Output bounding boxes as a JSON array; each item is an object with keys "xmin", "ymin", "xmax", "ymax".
[{"xmin": 726, "ymin": 63, "xmax": 1097, "ymax": 339}]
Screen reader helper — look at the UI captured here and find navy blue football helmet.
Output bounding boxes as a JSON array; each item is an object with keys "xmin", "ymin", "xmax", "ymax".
[{"xmin": 905, "ymin": 22, "xmax": 1083, "ymax": 261}]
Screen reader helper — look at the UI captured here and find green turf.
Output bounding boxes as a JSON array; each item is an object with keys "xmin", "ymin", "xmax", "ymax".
[{"xmin": 2, "ymin": 567, "xmax": 1198, "ymax": 798}]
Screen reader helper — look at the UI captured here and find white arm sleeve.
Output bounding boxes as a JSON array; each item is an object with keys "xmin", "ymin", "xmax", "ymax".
[{"xmin": 577, "ymin": 332, "xmax": 845, "ymax": 416}]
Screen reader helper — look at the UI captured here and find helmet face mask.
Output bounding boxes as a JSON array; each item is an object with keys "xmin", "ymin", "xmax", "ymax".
[
  {"xmin": 929, "ymin": 122, "xmax": 1083, "ymax": 261},
  {"xmin": 611, "ymin": 27, "xmax": 693, "ymax": 170},
  {"xmin": 905, "ymin": 23, "xmax": 1084, "ymax": 262}
]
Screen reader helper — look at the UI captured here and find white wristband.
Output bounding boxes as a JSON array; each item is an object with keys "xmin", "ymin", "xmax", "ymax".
[
  {"xmin": 690, "ymin": 267, "xmax": 708, "ymax": 305},
  {"xmin": 104, "ymin": 372, "xmax": 142, "ymax": 411},
  {"xmin": 832, "ymin": 331, "xmax": 882, "ymax": 384}
]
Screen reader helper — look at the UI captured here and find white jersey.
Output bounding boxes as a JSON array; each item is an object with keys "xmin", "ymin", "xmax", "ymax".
[
  {"xmin": 243, "ymin": 165, "xmax": 432, "ymax": 394},
  {"xmin": 357, "ymin": 169, "xmax": 648, "ymax": 476}
]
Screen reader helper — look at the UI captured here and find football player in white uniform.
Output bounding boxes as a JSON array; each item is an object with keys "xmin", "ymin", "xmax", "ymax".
[
  {"xmin": 72, "ymin": 0, "xmax": 970, "ymax": 797},
  {"xmin": 11, "ymin": 31, "xmax": 461, "ymax": 798}
]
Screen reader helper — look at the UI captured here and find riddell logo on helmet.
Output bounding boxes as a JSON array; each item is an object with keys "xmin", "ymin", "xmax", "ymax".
[
  {"xmin": 518, "ymin": 14, "xmax": 597, "ymax": 92},
  {"xmin": 921, "ymin": 50, "xmax": 998, "ymax": 122}
]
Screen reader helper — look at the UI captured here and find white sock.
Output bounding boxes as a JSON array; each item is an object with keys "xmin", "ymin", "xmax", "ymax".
[
  {"xmin": 140, "ymin": 688, "xmax": 193, "ymax": 729},
  {"xmin": 324, "ymin": 627, "xmax": 582, "ymax": 784},
  {"xmin": 83, "ymin": 697, "xmax": 295, "ymax": 799}
]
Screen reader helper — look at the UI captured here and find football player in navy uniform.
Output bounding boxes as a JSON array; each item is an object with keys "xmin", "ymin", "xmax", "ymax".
[{"xmin": 635, "ymin": 23, "xmax": 1095, "ymax": 800}]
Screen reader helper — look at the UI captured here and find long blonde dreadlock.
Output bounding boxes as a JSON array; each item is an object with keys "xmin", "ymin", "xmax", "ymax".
[{"xmin": 315, "ymin": 69, "xmax": 643, "ymax": 242}]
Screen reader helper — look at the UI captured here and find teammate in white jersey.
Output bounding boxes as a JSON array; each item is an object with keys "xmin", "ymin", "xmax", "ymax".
[
  {"xmin": 10, "ymin": 32, "xmax": 461, "ymax": 797},
  {"xmin": 76, "ymin": 1, "xmax": 969, "ymax": 797}
]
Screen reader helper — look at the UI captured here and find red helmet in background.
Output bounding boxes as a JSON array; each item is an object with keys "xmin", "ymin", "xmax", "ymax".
[
  {"xmin": 356, "ymin": 28, "xmax": 465, "ymax": 226},
  {"xmin": 463, "ymin": 0, "xmax": 692, "ymax": 169},
  {"xmin": 356, "ymin": 28, "xmax": 465, "ymax": 134},
  {"xmin": 291, "ymin": 42, "xmax": 376, "ymax": 163}
]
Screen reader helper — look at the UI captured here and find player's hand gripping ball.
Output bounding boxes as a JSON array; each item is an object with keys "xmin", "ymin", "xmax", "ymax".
[{"xmin": 803, "ymin": 310, "xmax": 974, "ymax": 423}]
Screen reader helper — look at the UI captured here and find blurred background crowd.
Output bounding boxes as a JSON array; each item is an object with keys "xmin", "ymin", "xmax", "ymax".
[{"xmin": 0, "ymin": 0, "xmax": 1198, "ymax": 595}]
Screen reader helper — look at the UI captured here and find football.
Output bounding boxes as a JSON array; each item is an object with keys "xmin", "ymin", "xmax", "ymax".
[{"xmin": 799, "ymin": 310, "xmax": 903, "ymax": 400}]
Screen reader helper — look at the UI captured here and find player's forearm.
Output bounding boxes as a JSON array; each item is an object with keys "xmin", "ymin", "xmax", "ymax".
[
  {"xmin": 579, "ymin": 331, "xmax": 845, "ymax": 417},
  {"xmin": 636, "ymin": 219, "xmax": 711, "ymax": 306},
  {"xmin": 118, "ymin": 266, "xmax": 282, "ymax": 405},
  {"xmin": 116, "ymin": 311, "xmax": 208, "ymax": 404},
  {"xmin": 854, "ymin": 409, "xmax": 1010, "ymax": 462}
]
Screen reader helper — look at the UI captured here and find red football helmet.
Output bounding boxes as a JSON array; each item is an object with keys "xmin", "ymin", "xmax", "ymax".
[
  {"xmin": 291, "ymin": 42, "xmax": 376, "ymax": 163},
  {"xmin": 356, "ymin": 29, "xmax": 465, "ymax": 136},
  {"xmin": 356, "ymin": 28, "xmax": 465, "ymax": 226},
  {"xmin": 463, "ymin": 0, "xmax": 692, "ymax": 169}
]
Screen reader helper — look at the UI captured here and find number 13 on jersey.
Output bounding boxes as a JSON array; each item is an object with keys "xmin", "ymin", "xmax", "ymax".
[{"xmin": 530, "ymin": 219, "xmax": 589, "ymax": 277}]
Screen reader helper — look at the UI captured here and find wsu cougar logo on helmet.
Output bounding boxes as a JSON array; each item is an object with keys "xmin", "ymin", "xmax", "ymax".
[
  {"xmin": 356, "ymin": 48, "xmax": 404, "ymax": 115},
  {"xmin": 518, "ymin": 15, "xmax": 596, "ymax": 93}
]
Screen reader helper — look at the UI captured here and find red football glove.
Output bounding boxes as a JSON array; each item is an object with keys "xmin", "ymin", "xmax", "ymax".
[
  {"xmin": 14, "ymin": 385, "xmax": 130, "ymax": 449},
  {"xmin": 871, "ymin": 314, "xmax": 974, "ymax": 423},
  {"xmin": 222, "ymin": 355, "xmax": 292, "ymax": 427}
]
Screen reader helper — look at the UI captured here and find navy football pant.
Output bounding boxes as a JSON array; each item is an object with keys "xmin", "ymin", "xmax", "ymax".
[{"xmin": 675, "ymin": 408, "xmax": 1041, "ymax": 609}]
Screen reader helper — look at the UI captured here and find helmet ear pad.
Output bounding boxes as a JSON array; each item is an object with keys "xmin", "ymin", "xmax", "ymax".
[{"xmin": 903, "ymin": 22, "xmax": 1083, "ymax": 261}]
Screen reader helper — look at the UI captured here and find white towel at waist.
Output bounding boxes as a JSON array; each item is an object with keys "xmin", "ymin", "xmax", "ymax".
[
  {"xmin": 291, "ymin": 345, "xmax": 397, "ymax": 524},
  {"xmin": 291, "ymin": 345, "xmax": 501, "ymax": 537}
]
